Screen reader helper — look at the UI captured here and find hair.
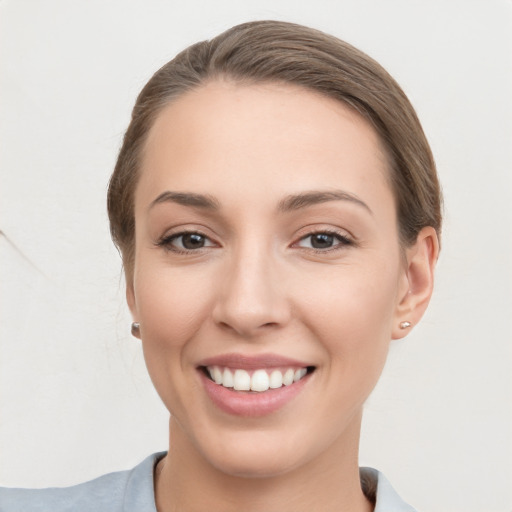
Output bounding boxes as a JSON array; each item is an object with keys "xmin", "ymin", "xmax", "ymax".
[{"xmin": 107, "ymin": 20, "xmax": 442, "ymax": 279}]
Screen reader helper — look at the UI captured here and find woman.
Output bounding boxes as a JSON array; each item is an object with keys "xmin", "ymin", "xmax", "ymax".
[{"xmin": 0, "ymin": 20, "xmax": 441, "ymax": 512}]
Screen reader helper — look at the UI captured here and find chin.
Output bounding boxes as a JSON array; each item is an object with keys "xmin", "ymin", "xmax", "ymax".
[
  {"xmin": 209, "ymin": 449, "xmax": 300, "ymax": 479},
  {"xmin": 193, "ymin": 426, "xmax": 316, "ymax": 480}
]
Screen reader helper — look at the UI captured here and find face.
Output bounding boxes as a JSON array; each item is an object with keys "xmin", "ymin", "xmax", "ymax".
[{"xmin": 129, "ymin": 81, "xmax": 410, "ymax": 477}]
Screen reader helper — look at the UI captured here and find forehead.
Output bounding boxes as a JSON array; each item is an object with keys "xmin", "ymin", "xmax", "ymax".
[{"xmin": 137, "ymin": 80, "xmax": 392, "ymax": 214}]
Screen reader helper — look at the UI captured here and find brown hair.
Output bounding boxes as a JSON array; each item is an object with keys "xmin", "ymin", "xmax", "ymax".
[{"xmin": 107, "ymin": 20, "xmax": 442, "ymax": 278}]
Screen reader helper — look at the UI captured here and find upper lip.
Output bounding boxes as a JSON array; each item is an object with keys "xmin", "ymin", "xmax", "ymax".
[{"xmin": 197, "ymin": 353, "xmax": 312, "ymax": 370}]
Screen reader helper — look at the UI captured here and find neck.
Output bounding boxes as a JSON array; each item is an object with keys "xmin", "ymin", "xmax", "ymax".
[{"xmin": 155, "ymin": 415, "xmax": 373, "ymax": 512}]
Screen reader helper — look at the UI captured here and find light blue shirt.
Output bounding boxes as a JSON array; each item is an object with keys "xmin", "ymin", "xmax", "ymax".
[{"xmin": 0, "ymin": 452, "xmax": 417, "ymax": 511}]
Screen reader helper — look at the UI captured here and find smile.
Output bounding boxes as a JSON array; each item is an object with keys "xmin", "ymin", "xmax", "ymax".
[
  {"xmin": 205, "ymin": 366, "xmax": 309, "ymax": 392},
  {"xmin": 197, "ymin": 354, "xmax": 316, "ymax": 417}
]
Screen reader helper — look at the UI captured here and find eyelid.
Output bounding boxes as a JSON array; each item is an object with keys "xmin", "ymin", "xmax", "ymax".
[
  {"xmin": 154, "ymin": 224, "xmax": 355, "ymax": 254},
  {"xmin": 291, "ymin": 226, "xmax": 356, "ymax": 252},
  {"xmin": 155, "ymin": 227, "xmax": 219, "ymax": 253}
]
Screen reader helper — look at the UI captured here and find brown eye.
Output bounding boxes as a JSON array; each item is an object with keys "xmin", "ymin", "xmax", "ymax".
[
  {"xmin": 158, "ymin": 231, "xmax": 216, "ymax": 252},
  {"xmin": 181, "ymin": 233, "xmax": 207, "ymax": 249},
  {"xmin": 310, "ymin": 233, "xmax": 335, "ymax": 249},
  {"xmin": 296, "ymin": 231, "xmax": 353, "ymax": 251}
]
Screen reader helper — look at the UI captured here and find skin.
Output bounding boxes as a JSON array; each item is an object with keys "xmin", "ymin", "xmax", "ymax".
[{"xmin": 127, "ymin": 80, "xmax": 438, "ymax": 512}]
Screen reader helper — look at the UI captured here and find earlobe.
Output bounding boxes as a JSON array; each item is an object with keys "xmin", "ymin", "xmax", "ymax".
[{"xmin": 392, "ymin": 226, "xmax": 439, "ymax": 340}]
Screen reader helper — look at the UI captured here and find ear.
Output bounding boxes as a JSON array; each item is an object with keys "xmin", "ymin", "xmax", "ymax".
[
  {"xmin": 392, "ymin": 226, "xmax": 439, "ymax": 340},
  {"xmin": 126, "ymin": 279, "xmax": 141, "ymax": 339}
]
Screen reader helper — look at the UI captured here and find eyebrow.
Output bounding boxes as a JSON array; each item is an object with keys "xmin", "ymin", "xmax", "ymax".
[
  {"xmin": 148, "ymin": 189, "xmax": 372, "ymax": 215},
  {"xmin": 149, "ymin": 191, "xmax": 220, "ymax": 211},
  {"xmin": 277, "ymin": 190, "xmax": 373, "ymax": 214}
]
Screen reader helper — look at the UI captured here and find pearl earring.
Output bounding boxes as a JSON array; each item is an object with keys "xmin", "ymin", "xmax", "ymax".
[
  {"xmin": 399, "ymin": 321, "xmax": 412, "ymax": 329},
  {"xmin": 131, "ymin": 322, "xmax": 140, "ymax": 337}
]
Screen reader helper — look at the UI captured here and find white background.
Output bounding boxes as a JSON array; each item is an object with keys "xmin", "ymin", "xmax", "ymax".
[{"xmin": 1, "ymin": 1, "xmax": 511, "ymax": 511}]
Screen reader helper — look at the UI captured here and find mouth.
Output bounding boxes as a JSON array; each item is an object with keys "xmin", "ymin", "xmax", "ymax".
[
  {"xmin": 200, "ymin": 365, "xmax": 315, "ymax": 392},
  {"xmin": 197, "ymin": 354, "xmax": 316, "ymax": 417}
]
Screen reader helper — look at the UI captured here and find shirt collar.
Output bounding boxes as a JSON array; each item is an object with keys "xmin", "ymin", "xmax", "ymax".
[
  {"xmin": 123, "ymin": 454, "xmax": 417, "ymax": 512},
  {"xmin": 360, "ymin": 467, "xmax": 418, "ymax": 512}
]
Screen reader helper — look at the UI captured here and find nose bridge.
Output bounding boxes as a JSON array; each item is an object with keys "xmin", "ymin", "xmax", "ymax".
[{"xmin": 213, "ymin": 238, "xmax": 289, "ymax": 335}]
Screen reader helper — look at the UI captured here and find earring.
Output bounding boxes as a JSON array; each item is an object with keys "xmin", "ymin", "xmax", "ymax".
[
  {"xmin": 399, "ymin": 321, "xmax": 412, "ymax": 329},
  {"xmin": 131, "ymin": 322, "xmax": 140, "ymax": 337}
]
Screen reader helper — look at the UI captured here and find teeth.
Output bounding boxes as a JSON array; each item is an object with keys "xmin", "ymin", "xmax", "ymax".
[
  {"xmin": 206, "ymin": 366, "xmax": 309, "ymax": 392},
  {"xmin": 251, "ymin": 369, "xmax": 270, "ymax": 392},
  {"xmin": 269, "ymin": 370, "xmax": 283, "ymax": 389},
  {"xmin": 212, "ymin": 366, "xmax": 223, "ymax": 385},
  {"xmin": 283, "ymin": 368, "xmax": 295, "ymax": 386},
  {"xmin": 294, "ymin": 368, "xmax": 307, "ymax": 382},
  {"xmin": 222, "ymin": 367, "xmax": 234, "ymax": 388},
  {"xmin": 233, "ymin": 369, "xmax": 251, "ymax": 391}
]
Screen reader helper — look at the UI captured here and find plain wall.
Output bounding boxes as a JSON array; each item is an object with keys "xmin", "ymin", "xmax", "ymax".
[{"xmin": 1, "ymin": 1, "xmax": 511, "ymax": 511}]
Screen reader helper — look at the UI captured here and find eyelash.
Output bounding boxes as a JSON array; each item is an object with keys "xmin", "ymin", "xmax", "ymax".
[
  {"xmin": 293, "ymin": 230, "xmax": 355, "ymax": 253},
  {"xmin": 156, "ymin": 229, "xmax": 355, "ymax": 254},
  {"xmin": 156, "ymin": 230, "xmax": 215, "ymax": 254}
]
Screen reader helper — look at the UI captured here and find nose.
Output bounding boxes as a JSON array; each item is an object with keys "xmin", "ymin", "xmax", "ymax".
[{"xmin": 212, "ymin": 247, "xmax": 291, "ymax": 338}]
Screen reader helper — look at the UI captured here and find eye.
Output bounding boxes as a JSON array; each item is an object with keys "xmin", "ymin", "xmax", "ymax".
[
  {"xmin": 296, "ymin": 231, "xmax": 353, "ymax": 250},
  {"xmin": 158, "ymin": 231, "xmax": 216, "ymax": 252}
]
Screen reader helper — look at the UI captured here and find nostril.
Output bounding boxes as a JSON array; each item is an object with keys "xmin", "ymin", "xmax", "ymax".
[
  {"xmin": 215, "ymin": 319, "xmax": 280, "ymax": 335},
  {"xmin": 217, "ymin": 321, "xmax": 235, "ymax": 332}
]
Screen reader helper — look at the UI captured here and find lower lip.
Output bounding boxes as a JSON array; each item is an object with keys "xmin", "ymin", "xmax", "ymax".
[{"xmin": 199, "ymin": 370, "xmax": 311, "ymax": 417}]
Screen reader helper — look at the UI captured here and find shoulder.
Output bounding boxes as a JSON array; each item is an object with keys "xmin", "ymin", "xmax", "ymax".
[
  {"xmin": 0, "ymin": 452, "xmax": 164, "ymax": 512},
  {"xmin": 360, "ymin": 467, "xmax": 418, "ymax": 512}
]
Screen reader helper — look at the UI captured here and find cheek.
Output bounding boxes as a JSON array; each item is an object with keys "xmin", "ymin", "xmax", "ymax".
[
  {"xmin": 135, "ymin": 263, "xmax": 212, "ymax": 343},
  {"xmin": 305, "ymin": 258, "xmax": 399, "ymax": 316},
  {"xmin": 132, "ymin": 264, "xmax": 213, "ymax": 404},
  {"xmin": 295, "ymin": 256, "xmax": 400, "ymax": 363}
]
